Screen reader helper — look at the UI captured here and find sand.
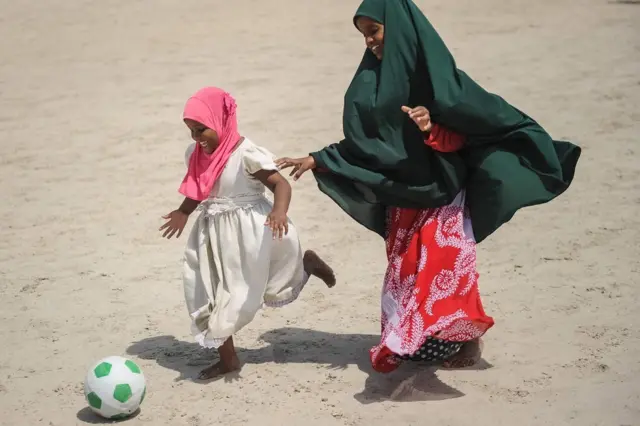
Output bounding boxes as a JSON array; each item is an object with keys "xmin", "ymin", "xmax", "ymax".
[{"xmin": 0, "ymin": 0, "xmax": 639, "ymax": 425}]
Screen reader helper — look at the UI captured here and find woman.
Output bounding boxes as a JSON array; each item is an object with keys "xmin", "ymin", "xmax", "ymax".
[{"xmin": 277, "ymin": 0, "xmax": 580, "ymax": 373}]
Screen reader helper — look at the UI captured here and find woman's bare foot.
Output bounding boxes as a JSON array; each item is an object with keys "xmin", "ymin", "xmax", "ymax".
[
  {"xmin": 198, "ymin": 337, "xmax": 241, "ymax": 380},
  {"xmin": 442, "ymin": 338, "xmax": 483, "ymax": 369},
  {"xmin": 303, "ymin": 250, "xmax": 336, "ymax": 288}
]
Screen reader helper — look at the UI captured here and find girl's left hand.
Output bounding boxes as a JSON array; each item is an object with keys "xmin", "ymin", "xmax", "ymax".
[
  {"xmin": 266, "ymin": 209, "xmax": 289, "ymax": 240},
  {"xmin": 401, "ymin": 105, "xmax": 432, "ymax": 132}
]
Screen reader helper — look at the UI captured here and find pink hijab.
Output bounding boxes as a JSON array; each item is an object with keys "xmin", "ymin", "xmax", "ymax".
[{"xmin": 179, "ymin": 87, "xmax": 241, "ymax": 201}]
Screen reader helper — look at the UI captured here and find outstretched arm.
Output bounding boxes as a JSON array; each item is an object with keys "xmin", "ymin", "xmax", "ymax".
[
  {"xmin": 159, "ymin": 197, "xmax": 201, "ymax": 239},
  {"xmin": 274, "ymin": 156, "xmax": 317, "ymax": 181},
  {"xmin": 177, "ymin": 197, "xmax": 201, "ymax": 215}
]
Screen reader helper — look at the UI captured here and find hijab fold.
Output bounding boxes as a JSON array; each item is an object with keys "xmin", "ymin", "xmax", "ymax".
[
  {"xmin": 179, "ymin": 87, "xmax": 241, "ymax": 201},
  {"xmin": 311, "ymin": 0, "xmax": 580, "ymax": 242}
]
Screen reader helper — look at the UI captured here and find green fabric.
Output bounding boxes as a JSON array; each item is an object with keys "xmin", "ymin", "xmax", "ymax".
[{"xmin": 311, "ymin": 0, "xmax": 580, "ymax": 243}]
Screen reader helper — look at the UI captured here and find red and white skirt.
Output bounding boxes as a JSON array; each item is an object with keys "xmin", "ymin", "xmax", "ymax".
[{"xmin": 370, "ymin": 191, "xmax": 494, "ymax": 373}]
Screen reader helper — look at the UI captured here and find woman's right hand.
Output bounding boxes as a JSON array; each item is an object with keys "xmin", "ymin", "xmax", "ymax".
[
  {"xmin": 275, "ymin": 156, "xmax": 316, "ymax": 181},
  {"xmin": 401, "ymin": 105, "xmax": 432, "ymax": 132}
]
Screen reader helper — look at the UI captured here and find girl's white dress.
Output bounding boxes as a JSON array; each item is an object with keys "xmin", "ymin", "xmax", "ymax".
[{"xmin": 182, "ymin": 139, "xmax": 308, "ymax": 348}]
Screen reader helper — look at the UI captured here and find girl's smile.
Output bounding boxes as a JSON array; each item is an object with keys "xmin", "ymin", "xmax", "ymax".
[{"xmin": 184, "ymin": 118, "xmax": 219, "ymax": 154}]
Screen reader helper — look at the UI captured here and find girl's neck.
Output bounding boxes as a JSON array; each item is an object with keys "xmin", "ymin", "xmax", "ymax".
[
  {"xmin": 207, "ymin": 136, "xmax": 244, "ymax": 156},
  {"xmin": 232, "ymin": 136, "xmax": 245, "ymax": 153}
]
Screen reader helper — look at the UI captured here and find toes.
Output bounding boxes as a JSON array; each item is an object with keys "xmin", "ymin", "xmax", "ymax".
[
  {"xmin": 323, "ymin": 270, "xmax": 337, "ymax": 287},
  {"xmin": 463, "ymin": 358, "xmax": 477, "ymax": 368},
  {"xmin": 198, "ymin": 365, "xmax": 221, "ymax": 380},
  {"xmin": 444, "ymin": 360, "xmax": 459, "ymax": 369},
  {"xmin": 198, "ymin": 371, "xmax": 212, "ymax": 380},
  {"xmin": 442, "ymin": 358, "xmax": 463, "ymax": 369},
  {"xmin": 443, "ymin": 357, "xmax": 476, "ymax": 369},
  {"xmin": 304, "ymin": 250, "xmax": 336, "ymax": 287}
]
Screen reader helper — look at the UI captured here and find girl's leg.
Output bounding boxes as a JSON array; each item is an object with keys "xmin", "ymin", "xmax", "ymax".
[
  {"xmin": 303, "ymin": 250, "xmax": 336, "ymax": 287},
  {"xmin": 198, "ymin": 336, "xmax": 241, "ymax": 380}
]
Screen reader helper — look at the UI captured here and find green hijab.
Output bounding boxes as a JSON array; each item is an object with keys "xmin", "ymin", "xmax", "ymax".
[{"xmin": 310, "ymin": 0, "xmax": 580, "ymax": 243}]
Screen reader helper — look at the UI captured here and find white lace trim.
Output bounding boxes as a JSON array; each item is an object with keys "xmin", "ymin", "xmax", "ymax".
[
  {"xmin": 192, "ymin": 327, "xmax": 229, "ymax": 349},
  {"xmin": 189, "ymin": 272, "xmax": 309, "ymax": 349},
  {"xmin": 263, "ymin": 271, "xmax": 310, "ymax": 308},
  {"xmin": 197, "ymin": 193, "xmax": 269, "ymax": 217}
]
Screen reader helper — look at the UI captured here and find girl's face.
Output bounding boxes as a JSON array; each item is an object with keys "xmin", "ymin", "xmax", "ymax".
[
  {"xmin": 184, "ymin": 118, "xmax": 219, "ymax": 154},
  {"xmin": 355, "ymin": 16, "xmax": 384, "ymax": 60}
]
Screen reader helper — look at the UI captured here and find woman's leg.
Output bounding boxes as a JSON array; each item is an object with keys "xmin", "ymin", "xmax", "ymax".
[
  {"xmin": 198, "ymin": 337, "xmax": 241, "ymax": 380},
  {"xmin": 443, "ymin": 338, "xmax": 484, "ymax": 368},
  {"xmin": 370, "ymin": 198, "xmax": 493, "ymax": 373}
]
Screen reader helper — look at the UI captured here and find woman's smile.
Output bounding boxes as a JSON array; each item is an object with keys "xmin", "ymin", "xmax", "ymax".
[{"xmin": 356, "ymin": 16, "xmax": 385, "ymax": 60}]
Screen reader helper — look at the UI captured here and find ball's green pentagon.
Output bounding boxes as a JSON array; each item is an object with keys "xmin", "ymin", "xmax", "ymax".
[
  {"xmin": 140, "ymin": 386, "xmax": 146, "ymax": 404},
  {"xmin": 113, "ymin": 384, "xmax": 132, "ymax": 403},
  {"xmin": 110, "ymin": 413, "xmax": 130, "ymax": 420},
  {"xmin": 93, "ymin": 362, "xmax": 112, "ymax": 378},
  {"xmin": 124, "ymin": 360, "xmax": 140, "ymax": 374},
  {"xmin": 87, "ymin": 392, "xmax": 102, "ymax": 409}
]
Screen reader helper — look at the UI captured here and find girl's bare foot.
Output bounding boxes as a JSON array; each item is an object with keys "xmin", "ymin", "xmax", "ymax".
[
  {"xmin": 197, "ymin": 359, "xmax": 241, "ymax": 380},
  {"xmin": 442, "ymin": 338, "xmax": 483, "ymax": 369},
  {"xmin": 303, "ymin": 250, "xmax": 336, "ymax": 288},
  {"xmin": 198, "ymin": 337, "xmax": 241, "ymax": 380}
]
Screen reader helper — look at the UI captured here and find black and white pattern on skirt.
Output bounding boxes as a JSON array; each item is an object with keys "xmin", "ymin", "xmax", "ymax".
[{"xmin": 398, "ymin": 337, "xmax": 463, "ymax": 362}]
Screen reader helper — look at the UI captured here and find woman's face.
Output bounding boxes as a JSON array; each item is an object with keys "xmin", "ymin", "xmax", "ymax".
[
  {"xmin": 355, "ymin": 16, "xmax": 384, "ymax": 60},
  {"xmin": 184, "ymin": 118, "xmax": 219, "ymax": 154}
]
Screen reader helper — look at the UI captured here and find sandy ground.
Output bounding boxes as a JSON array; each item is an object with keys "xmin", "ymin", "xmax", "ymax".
[{"xmin": 1, "ymin": 0, "xmax": 639, "ymax": 425}]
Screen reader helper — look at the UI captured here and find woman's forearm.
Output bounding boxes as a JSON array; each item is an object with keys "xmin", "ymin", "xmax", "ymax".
[{"xmin": 425, "ymin": 124, "xmax": 465, "ymax": 153}]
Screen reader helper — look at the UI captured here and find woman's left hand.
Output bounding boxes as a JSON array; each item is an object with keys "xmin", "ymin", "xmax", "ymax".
[
  {"xmin": 275, "ymin": 156, "xmax": 316, "ymax": 181},
  {"xmin": 401, "ymin": 105, "xmax": 432, "ymax": 132},
  {"xmin": 266, "ymin": 209, "xmax": 289, "ymax": 240}
]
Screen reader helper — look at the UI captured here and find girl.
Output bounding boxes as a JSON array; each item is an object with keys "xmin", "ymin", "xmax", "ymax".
[
  {"xmin": 160, "ymin": 87, "xmax": 335, "ymax": 380},
  {"xmin": 277, "ymin": 0, "xmax": 580, "ymax": 373}
]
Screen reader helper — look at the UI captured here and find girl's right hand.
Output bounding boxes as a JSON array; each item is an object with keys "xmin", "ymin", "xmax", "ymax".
[
  {"xmin": 159, "ymin": 210, "xmax": 188, "ymax": 239},
  {"xmin": 275, "ymin": 156, "xmax": 316, "ymax": 181}
]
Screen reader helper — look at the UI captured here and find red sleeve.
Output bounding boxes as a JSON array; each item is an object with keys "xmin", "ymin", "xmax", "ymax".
[{"xmin": 424, "ymin": 123, "xmax": 465, "ymax": 152}]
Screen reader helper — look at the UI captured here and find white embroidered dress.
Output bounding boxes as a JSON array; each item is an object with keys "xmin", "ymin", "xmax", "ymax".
[{"xmin": 182, "ymin": 139, "xmax": 308, "ymax": 348}]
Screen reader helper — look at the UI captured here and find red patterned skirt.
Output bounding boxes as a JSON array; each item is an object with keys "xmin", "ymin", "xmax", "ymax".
[{"xmin": 370, "ymin": 191, "xmax": 494, "ymax": 373}]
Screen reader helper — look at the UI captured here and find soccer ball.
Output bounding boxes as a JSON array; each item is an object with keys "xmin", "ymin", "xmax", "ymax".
[{"xmin": 84, "ymin": 356, "xmax": 146, "ymax": 420}]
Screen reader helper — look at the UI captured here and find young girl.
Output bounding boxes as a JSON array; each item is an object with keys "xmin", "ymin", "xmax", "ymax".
[{"xmin": 160, "ymin": 87, "xmax": 335, "ymax": 380}]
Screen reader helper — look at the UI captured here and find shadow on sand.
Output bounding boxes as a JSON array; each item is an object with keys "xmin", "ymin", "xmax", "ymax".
[
  {"xmin": 76, "ymin": 407, "xmax": 140, "ymax": 424},
  {"xmin": 126, "ymin": 328, "xmax": 492, "ymax": 404}
]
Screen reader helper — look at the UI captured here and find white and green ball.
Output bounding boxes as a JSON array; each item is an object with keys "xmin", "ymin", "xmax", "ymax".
[{"xmin": 84, "ymin": 356, "xmax": 146, "ymax": 420}]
